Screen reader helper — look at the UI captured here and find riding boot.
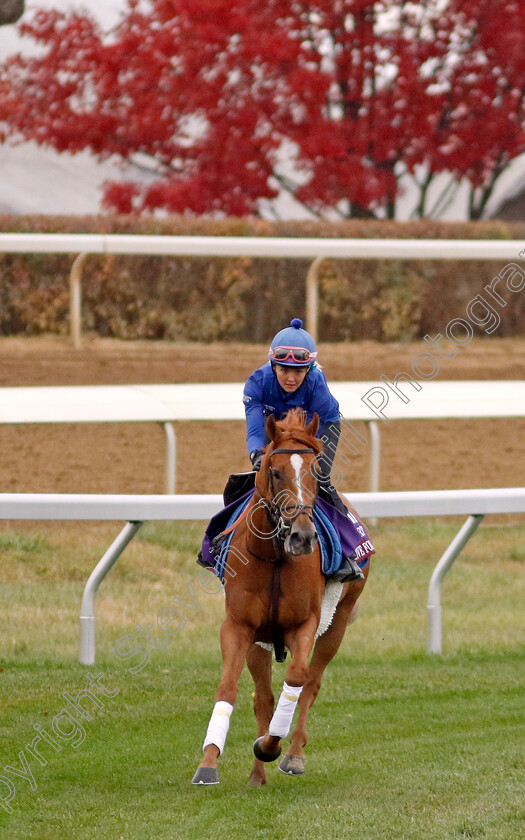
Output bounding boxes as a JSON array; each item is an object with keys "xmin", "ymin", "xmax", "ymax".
[
  {"xmin": 329, "ymin": 554, "xmax": 365, "ymax": 583},
  {"xmin": 318, "ymin": 482, "xmax": 365, "ymax": 581},
  {"xmin": 318, "ymin": 481, "xmax": 348, "ymax": 515}
]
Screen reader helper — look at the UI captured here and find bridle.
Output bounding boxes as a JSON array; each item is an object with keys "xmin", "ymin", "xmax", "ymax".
[{"xmin": 260, "ymin": 447, "xmax": 318, "ymax": 543}]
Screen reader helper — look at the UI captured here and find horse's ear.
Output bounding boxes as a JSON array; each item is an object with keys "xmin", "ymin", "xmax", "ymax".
[
  {"xmin": 306, "ymin": 412, "xmax": 320, "ymax": 438},
  {"xmin": 265, "ymin": 413, "xmax": 278, "ymax": 442}
]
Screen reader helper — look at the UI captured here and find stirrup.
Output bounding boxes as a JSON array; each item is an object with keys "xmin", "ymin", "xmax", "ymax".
[{"xmin": 330, "ymin": 556, "xmax": 365, "ymax": 583}]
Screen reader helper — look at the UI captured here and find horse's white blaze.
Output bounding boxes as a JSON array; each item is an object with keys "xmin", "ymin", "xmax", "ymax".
[{"xmin": 290, "ymin": 453, "xmax": 304, "ymax": 504}]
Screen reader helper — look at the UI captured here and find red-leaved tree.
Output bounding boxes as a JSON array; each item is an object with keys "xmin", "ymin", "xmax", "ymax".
[
  {"xmin": 423, "ymin": 0, "xmax": 525, "ymax": 219},
  {"xmin": 2, "ymin": 0, "xmax": 524, "ymax": 218}
]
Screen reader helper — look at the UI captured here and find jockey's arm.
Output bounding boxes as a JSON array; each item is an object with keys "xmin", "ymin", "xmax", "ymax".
[
  {"xmin": 244, "ymin": 396, "xmax": 266, "ymax": 462},
  {"xmin": 318, "ymin": 419, "xmax": 340, "ymax": 484}
]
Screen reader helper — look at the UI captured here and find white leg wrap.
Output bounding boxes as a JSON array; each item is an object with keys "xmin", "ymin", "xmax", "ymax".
[
  {"xmin": 268, "ymin": 682, "xmax": 303, "ymax": 739},
  {"xmin": 203, "ymin": 701, "xmax": 234, "ymax": 754}
]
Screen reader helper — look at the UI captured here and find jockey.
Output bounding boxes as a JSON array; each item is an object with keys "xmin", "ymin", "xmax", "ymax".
[{"xmin": 243, "ymin": 317, "xmax": 364, "ymax": 582}]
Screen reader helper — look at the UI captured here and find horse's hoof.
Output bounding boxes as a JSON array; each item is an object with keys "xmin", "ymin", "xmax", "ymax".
[
  {"xmin": 278, "ymin": 754, "xmax": 305, "ymax": 776},
  {"xmin": 253, "ymin": 736, "xmax": 282, "ymax": 763},
  {"xmin": 191, "ymin": 766, "xmax": 220, "ymax": 785}
]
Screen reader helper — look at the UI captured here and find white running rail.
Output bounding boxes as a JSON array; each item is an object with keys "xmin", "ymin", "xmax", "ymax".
[
  {"xmin": 1, "ymin": 488, "xmax": 524, "ymax": 661},
  {"xmin": 2, "ymin": 380, "xmax": 525, "ymax": 495}
]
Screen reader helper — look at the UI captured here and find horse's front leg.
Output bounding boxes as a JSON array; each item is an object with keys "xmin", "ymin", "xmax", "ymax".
[
  {"xmin": 253, "ymin": 618, "xmax": 317, "ymax": 767},
  {"xmin": 192, "ymin": 616, "xmax": 254, "ymax": 785}
]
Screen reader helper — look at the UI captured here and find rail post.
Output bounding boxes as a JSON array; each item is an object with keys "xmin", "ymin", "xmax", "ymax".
[
  {"xmin": 80, "ymin": 520, "xmax": 143, "ymax": 664},
  {"xmin": 427, "ymin": 514, "xmax": 484, "ymax": 654},
  {"xmin": 306, "ymin": 256, "xmax": 323, "ymax": 342},
  {"xmin": 69, "ymin": 252, "xmax": 89, "ymax": 349},
  {"xmin": 162, "ymin": 422, "xmax": 176, "ymax": 493}
]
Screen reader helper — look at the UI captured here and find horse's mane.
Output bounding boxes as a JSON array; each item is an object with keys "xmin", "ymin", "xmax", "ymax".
[{"xmin": 272, "ymin": 408, "xmax": 324, "ymax": 455}]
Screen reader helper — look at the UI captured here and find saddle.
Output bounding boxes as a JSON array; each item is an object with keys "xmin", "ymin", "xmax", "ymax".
[{"xmin": 197, "ymin": 472, "xmax": 374, "ymax": 577}]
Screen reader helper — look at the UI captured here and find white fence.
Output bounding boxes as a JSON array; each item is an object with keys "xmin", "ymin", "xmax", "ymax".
[
  {"xmin": 2, "ymin": 380, "xmax": 525, "ymax": 495},
  {"xmin": 1, "ymin": 488, "xmax": 524, "ymax": 662},
  {"xmin": 0, "ymin": 233, "xmax": 522, "ymax": 345}
]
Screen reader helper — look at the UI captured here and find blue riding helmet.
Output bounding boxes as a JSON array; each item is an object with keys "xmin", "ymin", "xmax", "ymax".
[{"xmin": 268, "ymin": 318, "xmax": 318, "ymax": 367}]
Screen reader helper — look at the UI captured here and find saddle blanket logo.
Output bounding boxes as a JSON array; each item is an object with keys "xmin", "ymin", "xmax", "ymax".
[
  {"xmin": 354, "ymin": 540, "xmax": 374, "ymax": 560},
  {"xmin": 345, "ymin": 507, "xmax": 367, "ymax": 538}
]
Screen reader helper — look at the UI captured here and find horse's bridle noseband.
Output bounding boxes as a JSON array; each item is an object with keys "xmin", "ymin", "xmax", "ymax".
[{"xmin": 263, "ymin": 447, "xmax": 317, "ymax": 542}]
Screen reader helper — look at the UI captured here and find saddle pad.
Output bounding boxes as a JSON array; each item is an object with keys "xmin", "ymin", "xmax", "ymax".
[
  {"xmin": 315, "ymin": 497, "xmax": 375, "ymax": 568},
  {"xmin": 199, "ymin": 491, "xmax": 375, "ymax": 580},
  {"xmin": 312, "ymin": 505, "xmax": 342, "ymax": 575},
  {"xmin": 313, "ymin": 501, "xmax": 374, "ymax": 575},
  {"xmin": 213, "ymin": 494, "xmax": 253, "ymax": 584},
  {"xmin": 199, "ymin": 489, "xmax": 254, "ymax": 572},
  {"xmin": 316, "ymin": 579, "xmax": 344, "ymax": 637}
]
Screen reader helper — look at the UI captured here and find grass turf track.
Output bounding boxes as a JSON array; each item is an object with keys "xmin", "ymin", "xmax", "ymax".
[{"xmin": 0, "ymin": 518, "xmax": 524, "ymax": 840}]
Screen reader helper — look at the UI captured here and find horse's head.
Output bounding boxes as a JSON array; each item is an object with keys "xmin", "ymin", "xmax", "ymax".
[{"xmin": 256, "ymin": 408, "xmax": 323, "ymax": 556}]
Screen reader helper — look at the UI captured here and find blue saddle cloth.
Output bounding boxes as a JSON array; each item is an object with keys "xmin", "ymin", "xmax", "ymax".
[
  {"xmin": 313, "ymin": 503, "xmax": 342, "ymax": 575},
  {"xmin": 199, "ymin": 490, "xmax": 374, "ymax": 583},
  {"xmin": 213, "ymin": 494, "xmax": 253, "ymax": 584},
  {"xmin": 315, "ymin": 497, "xmax": 375, "ymax": 572}
]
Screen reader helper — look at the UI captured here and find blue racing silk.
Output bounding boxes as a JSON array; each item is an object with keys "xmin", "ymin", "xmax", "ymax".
[{"xmin": 243, "ymin": 362, "xmax": 340, "ymax": 454}]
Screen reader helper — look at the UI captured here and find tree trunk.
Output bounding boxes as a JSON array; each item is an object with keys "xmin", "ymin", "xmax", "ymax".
[
  {"xmin": 350, "ymin": 203, "xmax": 377, "ymax": 219},
  {"xmin": 0, "ymin": 0, "xmax": 24, "ymax": 25}
]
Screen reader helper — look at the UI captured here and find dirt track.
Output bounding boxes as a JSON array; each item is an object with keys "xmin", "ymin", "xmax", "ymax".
[{"xmin": 1, "ymin": 334, "xmax": 525, "ymax": 496}]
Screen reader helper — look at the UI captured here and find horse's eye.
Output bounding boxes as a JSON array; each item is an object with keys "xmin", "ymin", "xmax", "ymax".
[{"xmin": 272, "ymin": 469, "xmax": 283, "ymax": 481}]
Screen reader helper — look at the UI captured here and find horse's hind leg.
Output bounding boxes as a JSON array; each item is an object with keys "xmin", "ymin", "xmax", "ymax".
[
  {"xmin": 246, "ymin": 643, "xmax": 274, "ymax": 786},
  {"xmin": 283, "ymin": 580, "xmax": 367, "ymax": 775}
]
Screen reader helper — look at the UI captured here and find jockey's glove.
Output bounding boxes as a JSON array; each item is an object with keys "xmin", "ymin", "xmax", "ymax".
[{"xmin": 250, "ymin": 450, "xmax": 263, "ymax": 472}]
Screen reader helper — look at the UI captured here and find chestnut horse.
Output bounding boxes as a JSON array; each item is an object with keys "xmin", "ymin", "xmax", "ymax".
[{"xmin": 192, "ymin": 408, "xmax": 370, "ymax": 786}]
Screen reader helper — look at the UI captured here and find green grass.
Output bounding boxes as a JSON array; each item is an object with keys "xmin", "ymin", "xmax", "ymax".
[{"xmin": 0, "ymin": 518, "xmax": 524, "ymax": 839}]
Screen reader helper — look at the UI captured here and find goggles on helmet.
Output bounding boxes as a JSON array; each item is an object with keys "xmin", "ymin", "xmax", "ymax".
[{"xmin": 269, "ymin": 346, "xmax": 317, "ymax": 364}]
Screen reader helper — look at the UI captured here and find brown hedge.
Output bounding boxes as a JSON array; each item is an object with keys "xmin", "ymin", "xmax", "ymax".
[{"xmin": 0, "ymin": 215, "xmax": 523, "ymax": 342}]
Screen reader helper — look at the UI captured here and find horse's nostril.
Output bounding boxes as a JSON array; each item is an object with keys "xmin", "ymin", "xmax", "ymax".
[{"xmin": 289, "ymin": 530, "xmax": 317, "ymax": 554}]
